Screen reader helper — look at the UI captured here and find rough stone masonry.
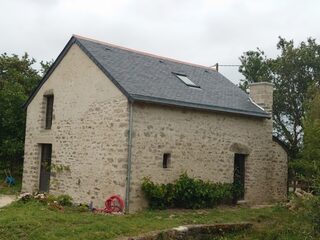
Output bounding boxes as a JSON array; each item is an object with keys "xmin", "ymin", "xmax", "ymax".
[{"xmin": 22, "ymin": 39, "xmax": 288, "ymax": 212}]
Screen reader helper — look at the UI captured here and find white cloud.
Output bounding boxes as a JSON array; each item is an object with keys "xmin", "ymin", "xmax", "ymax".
[{"xmin": 1, "ymin": 0, "xmax": 320, "ymax": 83}]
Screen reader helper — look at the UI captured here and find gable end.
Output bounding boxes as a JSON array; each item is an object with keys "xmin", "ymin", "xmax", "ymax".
[
  {"xmin": 74, "ymin": 39, "xmax": 133, "ymax": 102},
  {"xmin": 23, "ymin": 36, "xmax": 131, "ymax": 110}
]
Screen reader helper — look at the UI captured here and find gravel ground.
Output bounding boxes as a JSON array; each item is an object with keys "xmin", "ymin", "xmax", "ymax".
[{"xmin": 0, "ymin": 195, "xmax": 16, "ymax": 208}]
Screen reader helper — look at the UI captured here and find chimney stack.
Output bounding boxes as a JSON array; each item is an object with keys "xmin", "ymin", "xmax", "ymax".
[{"xmin": 249, "ymin": 82, "xmax": 274, "ymax": 114}]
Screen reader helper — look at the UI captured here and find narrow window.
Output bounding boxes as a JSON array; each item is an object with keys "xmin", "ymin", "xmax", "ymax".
[
  {"xmin": 173, "ymin": 73, "xmax": 200, "ymax": 88},
  {"xmin": 45, "ymin": 95, "xmax": 54, "ymax": 129},
  {"xmin": 163, "ymin": 153, "xmax": 171, "ymax": 168}
]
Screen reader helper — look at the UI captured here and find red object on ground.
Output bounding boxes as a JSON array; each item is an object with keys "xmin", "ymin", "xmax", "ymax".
[{"xmin": 94, "ymin": 195, "xmax": 124, "ymax": 214}]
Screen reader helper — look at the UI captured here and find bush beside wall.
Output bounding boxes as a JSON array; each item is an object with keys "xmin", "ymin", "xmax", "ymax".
[{"xmin": 142, "ymin": 173, "xmax": 242, "ymax": 209}]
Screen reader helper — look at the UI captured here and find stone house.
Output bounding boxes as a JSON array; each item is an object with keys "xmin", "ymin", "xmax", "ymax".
[{"xmin": 22, "ymin": 35, "xmax": 288, "ymax": 212}]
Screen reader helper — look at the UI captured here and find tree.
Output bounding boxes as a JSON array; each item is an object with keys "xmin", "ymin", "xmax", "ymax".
[
  {"xmin": 0, "ymin": 53, "xmax": 48, "ymax": 173},
  {"xmin": 40, "ymin": 59, "xmax": 54, "ymax": 76},
  {"xmin": 292, "ymin": 86, "xmax": 320, "ymax": 192},
  {"xmin": 238, "ymin": 48, "xmax": 273, "ymax": 90},
  {"xmin": 239, "ymin": 37, "xmax": 320, "ymax": 159}
]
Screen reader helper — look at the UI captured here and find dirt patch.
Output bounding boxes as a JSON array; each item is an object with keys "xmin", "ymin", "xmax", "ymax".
[
  {"xmin": 0, "ymin": 195, "xmax": 16, "ymax": 208},
  {"xmin": 250, "ymin": 204, "xmax": 275, "ymax": 209},
  {"xmin": 119, "ymin": 222, "xmax": 252, "ymax": 240}
]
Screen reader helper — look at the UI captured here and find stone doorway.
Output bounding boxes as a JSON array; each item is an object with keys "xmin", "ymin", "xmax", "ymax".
[
  {"xmin": 39, "ymin": 144, "xmax": 52, "ymax": 192},
  {"xmin": 234, "ymin": 153, "xmax": 245, "ymax": 201}
]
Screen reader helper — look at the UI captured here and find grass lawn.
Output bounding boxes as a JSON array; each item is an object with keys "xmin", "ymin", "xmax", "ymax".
[
  {"xmin": 0, "ymin": 200, "xmax": 315, "ymax": 240},
  {"xmin": 0, "ymin": 173, "xmax": 22, "ymax": 195},
  {"xmin": 0, "ymin": 182, "xmax": 21, "ymax": 195}
]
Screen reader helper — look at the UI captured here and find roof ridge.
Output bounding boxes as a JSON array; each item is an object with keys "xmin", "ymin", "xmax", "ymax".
[{"xmin": 73, "ymin": 34, "xmax": 217, "ymax": 72}]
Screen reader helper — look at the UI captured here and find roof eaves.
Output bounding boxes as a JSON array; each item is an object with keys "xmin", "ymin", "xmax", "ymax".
[
  {"xmin": 74, "ymin": 39, "xmax": 133, "ymax": 102},
  {"xmin": 131, "ymin": 94, "xmax": 270, "ymax": 119},
  {"xmin": 22, "ymin": 37, "xmax": 77, "ymax": 110}
]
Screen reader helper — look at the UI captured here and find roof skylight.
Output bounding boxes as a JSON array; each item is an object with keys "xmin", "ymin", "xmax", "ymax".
[{"xmin": 174, "ymin": 73, "xmax": 200, "ymax": 88}]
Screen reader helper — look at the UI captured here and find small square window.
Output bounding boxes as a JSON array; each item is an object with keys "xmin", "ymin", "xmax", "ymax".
[
  {"xmin": 163, "ymin": 153, "xmax": 171, "ymax": 168},
  {"xmin": 173, "ymin": 73, "xmax": 200, "ymax": 88}
]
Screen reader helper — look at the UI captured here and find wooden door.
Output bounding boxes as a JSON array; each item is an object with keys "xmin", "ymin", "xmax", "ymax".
[
  {"xmin": 234, "ymin": 153, "xmax": 245, "ymax": 201},
  {"xmin": 39, "ymin": 144, "xmax": 52, "ymax": 192}
]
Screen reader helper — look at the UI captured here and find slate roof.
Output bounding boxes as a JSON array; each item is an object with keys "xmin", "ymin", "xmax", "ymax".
[{"xmin": 24, "ymin": 35, "xmax": 269, "ymax": 118}]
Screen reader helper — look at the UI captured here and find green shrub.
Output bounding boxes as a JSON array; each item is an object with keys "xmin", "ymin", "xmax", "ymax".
[
  {"xmin": 231, "ymin": 180, "xmax": 244, "ymax": 204},
  {"xmin": 141, "ymin": 173, "xmax": 238, "ymax": 209},
  {"xmin": 141, "ymin": 178, "xmax": 174, "ymax": 209},
  {"xmin": 56, "ymin": 194, "xmax": 73, "ymax": 206},
  {"xmin": 287, "ymin": 195, "xmax": 320, "ymax": 237},
  {"xmin": 215, "ymin": 182, "xmax": 234, "ymax": 204},
  {"xmin": 308, "ymin": 196, "xmax": 320, "ymax": 236},
  {"xmin": 46, "ymin": 194, "xmax": 58, "ymax": 204}
]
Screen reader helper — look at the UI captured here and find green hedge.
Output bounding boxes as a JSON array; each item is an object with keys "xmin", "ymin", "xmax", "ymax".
[{"xmin": 142, "ymin": 173, "xmax": 242, "ymax": 209}]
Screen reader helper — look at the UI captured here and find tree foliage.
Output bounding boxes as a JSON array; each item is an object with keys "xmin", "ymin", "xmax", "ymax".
[
  {"xmin": 40, "ymin": 59, "xmax": 54, "ymax": 76},
  {"xmin": 239, "ymin": 37, "xmax": 320, "ymax": 158},
  {"xmin": 302, "ymin": 87, "xmax": 320, "ymax": 164},
  {"xmin": 0, "ymin": 53, "xmax": 49, "ymax": 172},
  {"xmin": 238, "ymin": 48, "xmax": 273, "ymax": 90},
  {"xmin": 292, "ymin": 86, "xmax": 320, "ymax": 192}
]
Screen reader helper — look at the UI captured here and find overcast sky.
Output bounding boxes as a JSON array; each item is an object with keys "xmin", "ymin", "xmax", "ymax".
[{"xmin": 1, "ymin": 0, "xmax": 320, "ymax": 84}]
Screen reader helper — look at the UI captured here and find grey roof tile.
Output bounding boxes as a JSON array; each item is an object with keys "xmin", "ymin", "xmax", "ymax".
[
  {"xmin": 76, "ymin": 37, "xmax": 268, "ymax": 118},
  {"xmin": 24, "ymin": 35, "xmax": 269, "ymax": 118}
]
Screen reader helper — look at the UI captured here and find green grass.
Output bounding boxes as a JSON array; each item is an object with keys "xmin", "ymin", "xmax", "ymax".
[{"xmin": 0, "ymin": 200, "xmax": 315, "ymax": 240}]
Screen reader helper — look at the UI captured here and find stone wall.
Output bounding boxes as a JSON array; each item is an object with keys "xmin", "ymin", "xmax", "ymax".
[
  {"xmin": 271, "ymin": 140, "xmax": 288, "ymax": 200},
  {"xmin": 249, "ymin": 82, "xmax": 274, "ymax": 113},
  {"xmin": 22, "ymin": 44, "xmax": 129, "ymax": 207},
  {"xmin": 129, "ymin": 102, "xmax": 279, "ymax": 211},
  {"xmin": 249, "ymin": 82, "xmax": 287, "ymax": 200},
  {"xmin": 22, "ymin": 44, "xmax": 287, "ymax": 212}
]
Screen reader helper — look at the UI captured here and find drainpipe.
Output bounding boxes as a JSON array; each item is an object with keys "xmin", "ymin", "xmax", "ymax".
[{"xmin": 125, "ymin": 101, "xmax": 133, "ymax": 213}]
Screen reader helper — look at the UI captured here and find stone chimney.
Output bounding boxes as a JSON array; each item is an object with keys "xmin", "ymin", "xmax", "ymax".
[{"xmin": 249, "ymin": 82, "xmax": 274, "ymax": 114}]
